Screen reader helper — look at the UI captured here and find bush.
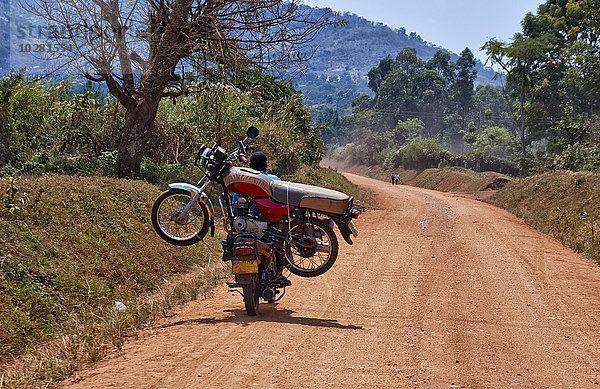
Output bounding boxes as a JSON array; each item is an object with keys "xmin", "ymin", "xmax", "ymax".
[
  {"xmin": 399, "ymin": 137, "xmax": 449, "ymax": 170},
  {"xmin": 553, "ymin": 142, "xmax": 600, "ymax": 171},
  {"xmin": 0, "ymin": 151, "xmax": 118, "ymax": 178},
  {"xmin": 452, "ymin": 152, "xmax": 521, "ymax": 176},
  {"xmin": 0, "ymin": 72, "xmax": 123, "ymax": 170}
]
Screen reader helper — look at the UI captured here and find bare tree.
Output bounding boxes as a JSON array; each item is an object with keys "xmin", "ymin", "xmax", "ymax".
[{"xmin": 22, "ymin": 0, "xmax": 331, "ymax": 177}]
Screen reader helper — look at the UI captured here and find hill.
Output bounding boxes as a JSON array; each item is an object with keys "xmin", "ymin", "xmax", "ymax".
[{"xmin": 296, "ymin": 7, "xmax": 500, "ymax": 113}]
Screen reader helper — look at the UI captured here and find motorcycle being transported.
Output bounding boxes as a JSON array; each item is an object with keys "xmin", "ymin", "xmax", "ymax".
[{"xmin": 151, "ymin": 126, "xmax": 361, "ymax": 315}]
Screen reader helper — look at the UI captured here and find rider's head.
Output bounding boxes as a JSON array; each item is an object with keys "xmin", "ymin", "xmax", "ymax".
[{"xmin": 250, "ymin": 152, "xmax": 268, "ymax": 172}]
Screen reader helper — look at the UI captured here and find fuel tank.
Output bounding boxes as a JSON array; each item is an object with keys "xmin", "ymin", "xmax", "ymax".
[{"xmin": 223, "ymin": 167, "xmax": 274, "ymax": 197}]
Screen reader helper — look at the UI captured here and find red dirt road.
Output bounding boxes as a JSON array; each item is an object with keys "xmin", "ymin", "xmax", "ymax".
[{"xmin": 62, "ymin": 173, "xmax": 600, "ymax": 388}]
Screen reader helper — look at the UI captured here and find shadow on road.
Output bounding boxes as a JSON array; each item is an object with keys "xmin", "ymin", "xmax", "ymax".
[{"xmin": 160, "ymin": 306, "xmax": 365, "ymax": 331}]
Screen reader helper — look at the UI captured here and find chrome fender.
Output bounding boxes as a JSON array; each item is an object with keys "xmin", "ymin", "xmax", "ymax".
[{"xmin": 168, "ymin": 182, "xmax": 215, "ymax": 234}]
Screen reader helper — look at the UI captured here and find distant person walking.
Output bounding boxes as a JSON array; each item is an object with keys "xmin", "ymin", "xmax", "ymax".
[{"xmin": 391, "ymin": 173, "xmax": 396, "ymax": 185}]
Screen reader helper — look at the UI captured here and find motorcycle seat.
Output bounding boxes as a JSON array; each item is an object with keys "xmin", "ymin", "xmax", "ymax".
[{"xmin": 270, "ymin": 180, "xmax": 351, "ymax": 215}]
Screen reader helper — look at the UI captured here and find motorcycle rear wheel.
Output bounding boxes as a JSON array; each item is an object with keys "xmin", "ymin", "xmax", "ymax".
[
  {"xmin": 242, "ymin": 274, "xmax": 260, "ymax": 316},
  {"xmin": 284, "ymin": 218, "xmax": 339, "ymax": 277},
  {"xmin": 151, "ymin": 188, "xmax": 209, "ymax": 246}
]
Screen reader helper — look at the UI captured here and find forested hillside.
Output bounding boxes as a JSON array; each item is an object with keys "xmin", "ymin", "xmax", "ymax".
[{"xmin": 296, "ymin": 7, "xmax": 500, "ymax": 114}]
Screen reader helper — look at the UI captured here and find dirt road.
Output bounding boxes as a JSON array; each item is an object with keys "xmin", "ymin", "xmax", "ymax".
[{"xmin": 62, "ymin": 173, "xmax": 600, "ymax": 388}]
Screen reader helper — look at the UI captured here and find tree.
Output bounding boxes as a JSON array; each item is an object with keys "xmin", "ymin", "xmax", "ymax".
[
  {"xmin": 367, "ymin": 55, "xmax": 398, "ymax": 96},
  {"xmin": 313, "ymin": 108, "xmax": 341, "ymax": 144},
  {"xmin": 427, "ymin": 50, "xmax": 455, "ymax": 84},
  {"xmin": 393, "ymin": 118, "xmax": 424, "ymax": 145},
  {"xmin": 471, "ymin": 126, "xmax": 519, "ymax": 159},
  {"xmin": 514, "ymin": 0, "xmax": 600, "ymax": 150},
  {"xmin": 454, "ymin": 48, "xmax": 477, "ymax": 129},
  {"xmin": 483, "ymin": 35, "xmax": 548, "ymax": 154},
  {"xmin": 25, "ymin": 0, "xmax": 331, "ymax": 177},
  {"xmin": 474, "ymin": 85, "xmax": 510, "ymax": 128}
]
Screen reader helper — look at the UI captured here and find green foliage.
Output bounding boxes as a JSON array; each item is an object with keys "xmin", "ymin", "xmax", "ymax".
[
  {"xmin": 251, "ymin": 94, "xmax": 325, "ymax": 175},
  {"xmin": 454, "ymin": 48, "xmax": 478, "ymax": 118},
  {"xmin": 0, "ymin": 72, "xmax": 124, "ymax": 174},
  {"xmin": 399, "ymin": 137, "xmax": 449, "ymax": 170},
  {"xmin": 151, "ymin": 81, "xmax": 324, "ymax": 178},
  {"xmin": 393, "ymin": 118, "xmax": 424, "ymax": 145},
  {"xmin": 553, "ymin": 142, "xmax": 600, "ymax": 170},
  {"xmin": 0, "ymin": 71, "xmax": 325, "ymax": 181},
  {"xmin": 474, "ymin": 84, "xmax": 512, "ymax": 128},
  {"xmin": 312, "ymin": 108, "xmax": 342, "ymax": 144},
  {"xmin": 453, "ymin": 152, "xmax": 521, "ymax": 176},
  {"xmin": 482, "ymin": 0, "xmax": 600, "ymax": 158},
  {"xmin": 153, "ymin": 82, "xmax": 254, "ymax": 164},
  {"xmin": 339, "ymin": 47, "xmax": 509, "ymax": 160},
  {"xmin": 470, "ymin": 126, "xmax": 520, "ymax": 159},
  {"xmin": 351, "ymin": 94, "xmax": 375, "ymax": 113},
  {"xmin": 368, "ymin": 55, "xmax": 399, "ymax": 95}
]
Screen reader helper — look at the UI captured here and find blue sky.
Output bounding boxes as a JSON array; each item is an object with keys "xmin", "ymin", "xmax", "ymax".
[{"xmin": 305, "ymin": 0, "xmax": 546, "ymax": 62}]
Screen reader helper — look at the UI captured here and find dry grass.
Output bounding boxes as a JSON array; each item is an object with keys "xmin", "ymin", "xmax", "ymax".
[
  {"xmin": 1, "ymin": 262, "xmax": 227, "ymax": 389},
  {"xmin": 0, "ymin": 175, "xmax": 227, "ymax": 387},
  {"xmin": 0, "ymin": 167, "xmax": 367, "ymax": 387}
]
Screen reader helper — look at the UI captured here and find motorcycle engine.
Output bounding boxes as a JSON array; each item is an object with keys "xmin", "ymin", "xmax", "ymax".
[
  {"xmin": 232, "ymin": 196, "xmax": 268, "ymax": 238},
  {"xmin": 233, "ymin": 216, "xmax": 268, "ymax": 238}
]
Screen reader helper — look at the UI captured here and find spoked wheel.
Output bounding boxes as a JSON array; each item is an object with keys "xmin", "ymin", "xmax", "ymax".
[
  {"xmin": 242, "ymin": 274, "xmax": 260, "ymax": 316},
  {"xmin": 284, "ymin": 218, "xmax": 339, "ymax": 277},
  {"xmin": 151, "ymin": 188, "xmax": 209, "ymax": 246}
]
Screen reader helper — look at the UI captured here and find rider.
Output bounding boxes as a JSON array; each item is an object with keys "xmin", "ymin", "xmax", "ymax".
[{"xmin": 249, "ymin": 151, "xmax": 278, "ymax": 180}]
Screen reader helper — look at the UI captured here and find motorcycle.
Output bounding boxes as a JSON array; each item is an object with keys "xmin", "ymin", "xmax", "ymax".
[{"xmin": 151, "ymin": 126, "xmax": 361, "ymax": 315}]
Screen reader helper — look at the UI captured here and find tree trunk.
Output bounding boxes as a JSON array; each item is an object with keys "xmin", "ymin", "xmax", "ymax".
[
  {"xmin": 116, "ymin": 96, "xmax": 161, "ymax": 178},
  {"xmin": 520, "ymin": 90, "xmax": 526, "ymax": 155}
]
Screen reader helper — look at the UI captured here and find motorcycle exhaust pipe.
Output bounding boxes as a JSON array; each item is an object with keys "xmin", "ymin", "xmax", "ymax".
[{"xmin": 262, "ymin": 288, "xmax": 276, "ymax": 301}]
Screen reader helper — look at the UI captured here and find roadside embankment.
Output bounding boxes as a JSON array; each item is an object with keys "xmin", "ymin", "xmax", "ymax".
[
  {"xmin": 0, "ymin": 175, "xmax": 223, "ymax": 388},
  {"xmin": 322, "ymin": 158, "xmax": 511, "ymax": 195},
  {"xmin": 486, "ymin": 171, "xmax": 600, "ymax": 264}
]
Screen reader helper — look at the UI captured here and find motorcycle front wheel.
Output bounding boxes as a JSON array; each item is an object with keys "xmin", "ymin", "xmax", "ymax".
[
  {"xmin": 151, "ymin": 188, "xmax": 209, "ymax": 246},
  {"xmin": 284, "ymin": 218, "xmax": 339, "ymax": 277}
]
